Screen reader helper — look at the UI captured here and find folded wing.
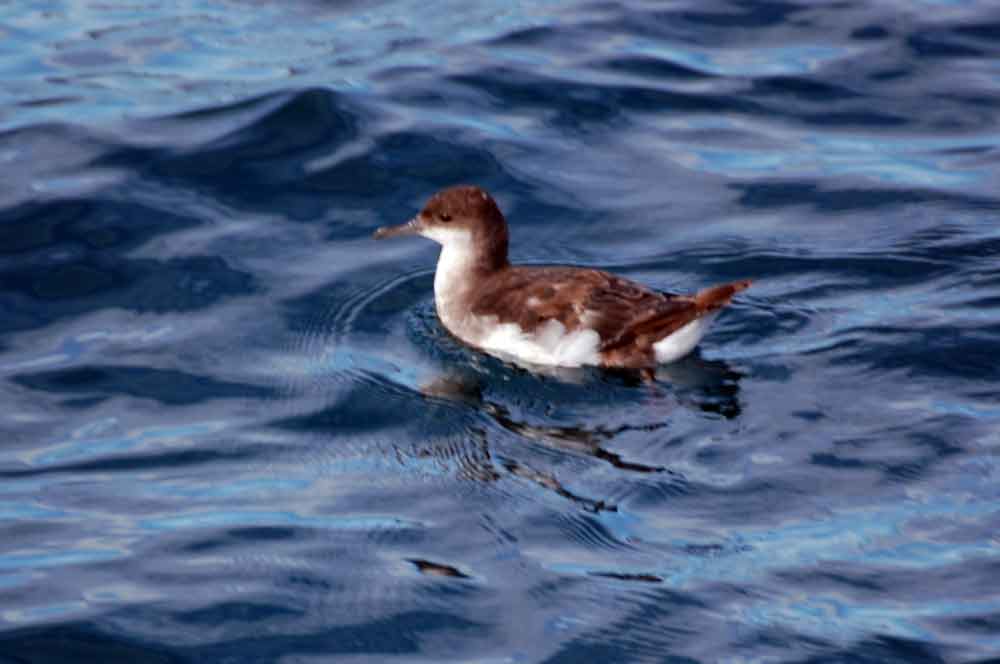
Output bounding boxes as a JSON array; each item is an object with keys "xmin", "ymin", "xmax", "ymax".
[{"xmin": 470, "ymin": 266, "xmax": 749, "ymax": 357}]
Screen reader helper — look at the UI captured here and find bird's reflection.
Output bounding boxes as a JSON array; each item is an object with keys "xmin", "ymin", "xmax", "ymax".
[
  {"xmin": 502, "ymin": 459, "xmax": 616, "ymax": 513},
  {"xmin": 654, "ymin": 352, "xmax": 745, "ymax": 419},
  {"xmin": 422, "ymin": 372, "xmax": 662, "ymax": 473},
  {"xmin": 417, "ymin": 354, "xmax": 743, "ymax": 511}
]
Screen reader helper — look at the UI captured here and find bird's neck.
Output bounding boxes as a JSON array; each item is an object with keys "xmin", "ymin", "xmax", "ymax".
[{"xmin": 433, "ymin": 238, "xmax": 506, "ymax": 323}]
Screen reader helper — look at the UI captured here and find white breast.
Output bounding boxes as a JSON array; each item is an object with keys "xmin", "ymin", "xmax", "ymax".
[{"xmin": 425, "ymin": 227, "xmax": 478, "ymax": 331}]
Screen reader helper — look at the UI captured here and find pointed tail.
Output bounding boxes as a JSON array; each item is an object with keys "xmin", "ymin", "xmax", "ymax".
[{"xmin": 693, "ymin": 279, "xmax": 752, "ymax": 313}]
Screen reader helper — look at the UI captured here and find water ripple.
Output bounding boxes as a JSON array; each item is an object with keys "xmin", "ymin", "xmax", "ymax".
[{"xmin": 2, "ymin": 0, "xmax": 1000, "ymax": 661}]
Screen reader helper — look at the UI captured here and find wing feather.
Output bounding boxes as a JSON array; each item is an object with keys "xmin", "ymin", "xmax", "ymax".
[{"xmin": 469, "ymin": 266, "xmax": 750, "ymax": 355}]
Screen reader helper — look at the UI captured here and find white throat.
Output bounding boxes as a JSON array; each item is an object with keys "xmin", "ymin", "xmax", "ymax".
[{"xmin": 422, "ymin": 227, "xmax": 477, "ymax": 326}]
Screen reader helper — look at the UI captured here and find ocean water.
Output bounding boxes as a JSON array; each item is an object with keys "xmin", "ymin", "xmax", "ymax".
[{"xmin": 2, "ymin": 0, "xmax": 999, "ymax": 661}]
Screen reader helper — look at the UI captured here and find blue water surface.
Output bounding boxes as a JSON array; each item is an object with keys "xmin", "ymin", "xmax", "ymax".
[{"xmin": 2, "ymin": 0, "xmax": 999, "ymax": 661}]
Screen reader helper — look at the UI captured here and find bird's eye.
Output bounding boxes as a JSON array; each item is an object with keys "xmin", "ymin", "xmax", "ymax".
[{"xmin": 439, "ymin": 213, "xmax": 452, "ymax": 222}]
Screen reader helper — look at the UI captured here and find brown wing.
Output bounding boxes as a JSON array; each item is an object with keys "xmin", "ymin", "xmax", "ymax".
[
  {"xmin": 469, "ymin": 266, "xmax": 597, "ymax": 333},
  {"xmin": 470, "ymin": 267, "xmax": 751, "ymax": 354},
  {"xmin": 469, "ymin": 266, "xmax": 697, "ymax": 344},
  {"xmin": 601, "ymin": 278, "xmax": 752, "ymax": 352}
]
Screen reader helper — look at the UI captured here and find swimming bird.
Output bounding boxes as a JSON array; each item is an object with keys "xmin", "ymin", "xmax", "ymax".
[{"xmin": 374, "ymin": 185, "xmax": 750, "ymax": 370}]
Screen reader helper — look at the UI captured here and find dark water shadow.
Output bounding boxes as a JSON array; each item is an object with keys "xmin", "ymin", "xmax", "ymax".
[
  {"xmin": 0, "ymin": 195, "xmax": 255, "ymax": 336},
  {"xmin": 0, "ymin": 623, "xmax": 180, "ymax": 664},
  {"xmin": 11, "ymin": 365, "xmax": 276, "ymax": 406},
  {"xmin": 732, "ymin": 179, "xmax": 1000, "ymax": 213},
  {"xmin": 0, "ymin": 609, "xmax": 486, "ymax": 662},
  {"xmin": 101, "ymin": 87, "xmax": 557, "ymax": 232}
]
